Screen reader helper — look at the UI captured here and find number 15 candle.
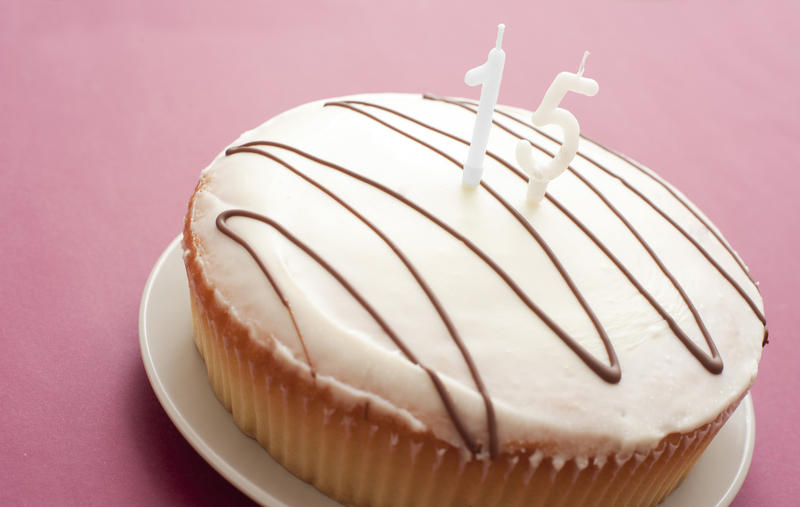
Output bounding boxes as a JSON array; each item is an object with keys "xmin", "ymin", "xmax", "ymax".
[
  {"xmin": 462, "ymin": 24, "xmax": 506, "ymax": 188},
  {"xmin": 517, "ymin": 51, "xmax": 599, "ymax": 203}
]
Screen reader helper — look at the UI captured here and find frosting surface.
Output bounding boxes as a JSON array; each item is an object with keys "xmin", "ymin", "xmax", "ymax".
[{"xmin": 187, "ymin": 93, "xmax": 765, "ymax": 460}]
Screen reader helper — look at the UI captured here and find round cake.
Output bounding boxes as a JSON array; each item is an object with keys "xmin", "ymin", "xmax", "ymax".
[{"xmin": 182, "ymin": 93, "xmax": 766, "ymax": 506}]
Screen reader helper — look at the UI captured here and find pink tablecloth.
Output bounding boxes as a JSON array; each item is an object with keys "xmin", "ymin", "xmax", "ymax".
[{"xmin": 2, "ymin": 1, "xmax": 797, "ymax": 505}]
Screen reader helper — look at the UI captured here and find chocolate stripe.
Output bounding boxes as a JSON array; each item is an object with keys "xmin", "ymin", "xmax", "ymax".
[
  {"xmin": 227, "ymin": 144, "xmax": 497, "ymax": 453},
  {"xmin": 214, "ymin": 205, "xmax": 314, "ymax": 374},
  {"xmin": 595, "ymin": 142, "xmax": 753, "ymax": 279},
  {"xmin": 351, "ymin": 96, "xmax": 722, "ymax": 371},
  {"xmin": 432, "ymin": 94, "xmax": 765, "ymax": 326},
  {"xmin": 226, "ymin": 139, "xmax": 626, "ymax": 453},
  {"xmin": 217, "ymin": 209, "xmax": 481, "ymax": 454},
  {"xmin": 331, "ymin": 98, "xmax": 722, "ymax": 373},
  {"xmin": 224, "ymin": 144, "xmax": 497, "ymax": 454},
  {"xmin": 325, "ymin": 101, "xmax": 621, "ymax": 381},
  {"xmin": 431, "ymin": 98, "xmax": 725, "ymax": 371}
]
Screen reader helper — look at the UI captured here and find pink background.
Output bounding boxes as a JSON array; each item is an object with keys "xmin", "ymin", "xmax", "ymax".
[{"xmin": 2, "ymin": 1, "xmax": 798, "ymax": 505}]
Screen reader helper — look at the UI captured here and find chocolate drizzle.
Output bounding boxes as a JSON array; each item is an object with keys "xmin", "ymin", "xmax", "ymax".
[
  {"xmin": 461, "ymin": 94, "xmax": 769, "ymax": 346},
  {"xmin": 326, "ymin": 99, "xmax": 726, "ymax": 373},
  {"xmin": 217, "ymin": 209, "xmax": 482, "ymax": 452},
  {"xmin": 220, "ymin": 143, "xmax": 494, "ymax": 455},
  {"xmin": 324, "ymin": 101, "xmax": 621, "ymax": 380},
  {"xmin": 426, "ymin": 95, "xmax": 765, "ymax": 326},
  {"xmin": 212, "ymin": 94, "xmax": 766, "ymax": 457},
  {"xmin": 410, "ymin": 97, "xmax": 728, "ymax": 372},
  {"xmin": 215, "ymin": 208, "xmax": 314, "ymax": 374}
]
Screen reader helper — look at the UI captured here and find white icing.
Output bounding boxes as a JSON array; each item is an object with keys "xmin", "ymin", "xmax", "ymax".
[
  {"xmin": 187, "ymin": 93, "xmax": 764, "ymax": 462},
  {"xmin": 504, "ymin": 456, "xmax": 520, "ymax": 479},
  {"xmin": 615, "ymin": 451, "xmax": 633, "ymax": 466},
  {"xmin": 528, "ymin": 449, "xmax": 545, "ymax": 469},
  {"xmin": 433, "ymin": 448, "xmax": 446, "ymax": 472},
  {"xmin": 593, "ymin": 455, "xmax": 607, "ymax": 469}
]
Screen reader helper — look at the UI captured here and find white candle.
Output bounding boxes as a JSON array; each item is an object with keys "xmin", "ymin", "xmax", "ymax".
[
  {"xmin": 463, "ymin": 24, "xmax": 506, "ymax": 187},
  {"xmin": 516, "ymin": 51, "xmax": 599, "ymax": 203}
]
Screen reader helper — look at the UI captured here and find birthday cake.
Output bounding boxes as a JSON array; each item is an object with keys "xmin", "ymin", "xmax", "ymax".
[{"xmin": 182, "ymin": 92, "xmax": 766, "ymax": 506}]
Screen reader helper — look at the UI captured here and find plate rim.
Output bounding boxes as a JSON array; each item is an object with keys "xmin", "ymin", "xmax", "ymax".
[
  {"xmin": 716, "ymin": 393, "xmax": 755, "ymax": 506},
  {"xmin": 139, "ymin": 234, "xmax": 756, "ymax": 507},
  {"xmin": 139, "ymin": 234, "xmax": 286, "ymax": 506}
]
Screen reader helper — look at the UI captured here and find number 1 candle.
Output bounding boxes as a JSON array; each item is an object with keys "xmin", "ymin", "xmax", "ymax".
[
  {"xmin": 517, "ymin": 51, "xmax": 599, "ymax": 203},
  {"xmin": 462, "ymin": 24, "xmax": 506, "ymax": 188}
]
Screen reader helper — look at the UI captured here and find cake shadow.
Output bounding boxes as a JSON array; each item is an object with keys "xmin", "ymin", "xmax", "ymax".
[{"xmin": 127, "ymin": 354, "xmax": 257, "ymax": 506}]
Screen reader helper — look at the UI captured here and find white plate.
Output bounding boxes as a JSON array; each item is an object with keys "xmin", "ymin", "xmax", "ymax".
[{"xmin": 139, "ymin": 236, "xmax": 756, "ymax": 507}]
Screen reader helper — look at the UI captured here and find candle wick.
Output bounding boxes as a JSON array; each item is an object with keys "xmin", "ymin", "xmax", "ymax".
[
  {"xmin": 577, "ymin": 50, "xmax": 590, "ymax": 76},
  {"xmin": 495, "ymin": 24, "xmax": 506, "ymax": 50}
]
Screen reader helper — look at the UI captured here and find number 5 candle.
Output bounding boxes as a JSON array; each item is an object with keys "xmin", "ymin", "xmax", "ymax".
[
  {"xmin": 517, "ymin": 51, "xmax": 599, "ymax": 203},
  {"xmin": 462, "ymin": 24, "xmax": 506, "ymax": 188}
]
